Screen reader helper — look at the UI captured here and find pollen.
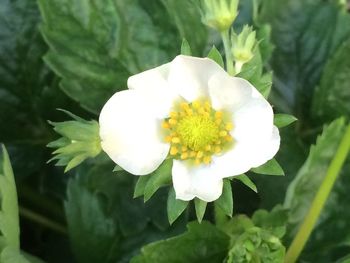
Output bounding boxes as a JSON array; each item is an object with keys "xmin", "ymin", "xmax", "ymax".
[{"xmin": 162, "ymin": 99, "xmax": 234, "ymax": 165}]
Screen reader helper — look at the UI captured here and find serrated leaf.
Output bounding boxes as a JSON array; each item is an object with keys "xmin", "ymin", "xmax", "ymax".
[
  {"xmin": 215, "ymin": 179, "xmax": 233, "ymax": 217},
  {"xmin": 131, "ymin": 221, "xmax": 229, "ymax": 263},
  {"xmin": 181, "ymin": 38, "xmax": 192, "ymax": 55},
  {"xmin": 194, "ymin": 198, "xmax": 207, "ymax": 223},
  {"xmin": 235, "ymin": 174, "xmax": 257, "ymax": 193},
  {"xmin": 144, "ymin": 159, "xmax": 172, "ymax": 202},
  {"xmin": 312, "ymin": 39, "xmax": 350, "ymax": 121},
  {"xmin": 274, "ymin": 114, "xmax": 297, "ymax": 128},
  {"xmin": 0, "ymin": 145, "xmax": 20, "ymax": 250},
  {"xmin": 207, "ymin": 46, "xmax": 224, "ymax": 68},
  {"xmin": 284, "ymin": 118, "xmax": 346, "ymax": 240},
  {"xmin": 251, "ymin": 158, "xmax": 285, "ymax": 176},
  {"xmin": 167, "ymin": 188, "xmax": 188, "ymax": 225}
]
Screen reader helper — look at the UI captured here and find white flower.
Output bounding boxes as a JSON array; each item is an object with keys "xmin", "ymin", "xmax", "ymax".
[{"xmin": 99, "ymin": 55, "xmax": 280, "ymax": 202}]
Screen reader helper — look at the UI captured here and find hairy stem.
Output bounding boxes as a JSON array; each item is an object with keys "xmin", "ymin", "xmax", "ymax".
[{"xmin": 285, "ymin": 124, "xmax": 350, "ymax": 263}]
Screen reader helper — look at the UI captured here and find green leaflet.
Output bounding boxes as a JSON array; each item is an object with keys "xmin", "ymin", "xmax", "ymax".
[
  {"xmin": 274, "ymin": 114, "xmax": 297, "ymax": 128},
  {"xmin": 194, "ymin": 198, "xmax": 207, "ymax": 223},
  {"xmin": 284, "ymin": 118, "xmax": 346, "ymax": 242},
  {"xmin": 215, "ymin": 179, "xmax": 233, "ymax": 217},
  {"xmin": 312, "ymin": 39, "xmax": 350, "ymax": 121},
  {"xmin": 167, "ymin": 188, "xmax": 188, "ymax": 225},
  {"xmin": 131, "ymin": 221, "xmax": 229, "ymax": 263},
  {"xmin": 207, "ymin": 46, "xmax": 225, "ymax": 68},
  {"xmin": 251, "ymin": 158, "xmax": 285, "ymax": 176}
]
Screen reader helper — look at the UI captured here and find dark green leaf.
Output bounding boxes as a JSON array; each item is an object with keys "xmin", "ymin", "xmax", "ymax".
[
  {"xmin": 274, "ymin": 114, "xmax": 298, "ymax": 128},
  {"xmin": 251, "ymin": 158, "xmax": 285, "ymax": 176},
  {"xmin": 312, "ymin": 39, "xmax": 350, "ymax": 121},
  {"xmin": 284, "ymin": 118, "xmax": 346, "ymax": 241},
  {"xmin": 134, "ymin": 176, "xmax": 151, "ymax": 198},
  {"xmin": 207, "ymin": 46, "xmax": 224, "ymax": 68},
  {"xmin": 167, "ymin": 188, "xmax": 188, "ymax": 225},
  {"xmin": 215, "ymin": 179, "xmax": 233, "ymax": 217},
  {"xmin": 235, "ymin": 174, "xmax": 257, "ymax": 193},
  {"xmin": 181, "ymin": 38, "xmax": 192, "ymax": 55},
  {"xmin": 144, "ymin": 159, "xmax": 172, "ymax": 202},
  {"xmin": 131, "ymin": 221, "xmax": 229, "ymax": 263},
  {"xmin": 194, "ymin": 198, "xmax": 207, "ymax": 223}
]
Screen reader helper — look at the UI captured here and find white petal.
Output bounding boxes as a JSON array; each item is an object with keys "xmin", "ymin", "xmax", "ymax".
[
  {"xmin": 172, "ymin": 160, "xmax": 223, "ymax": 202},
  {"xmin": 127, "ymin": 63, "xmax": 179, "ymax": 118},
  {"xmin": 99, "ymin": 90, "xmax": 170, "ymax": 175},
  {"xmin": 208, "ymin": 75, "xmax": 254, "ymax": 111},
  {"xmin": 168, "ymin": 55, "xmax": 226, "ymax": 102}
]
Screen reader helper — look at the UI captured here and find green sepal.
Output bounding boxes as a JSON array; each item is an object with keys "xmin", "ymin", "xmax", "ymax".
[
  {"xmin": 181, "ymin": 38, "xmax": 192, "ymax": 55},
  {"xmin": 167, "ymin": 188, "xmax": 189, "ymax": 225},
  {"xmin": 194, "ymin": 198, "xmax": 207, "ymax": 223},
  {"xmin": 215, "ymin": 179, "xmax": 233, "ymax": 217},
  {"xmin": 235, "ymin": 174, "xmax": 257, "ymax": 193},
  {"xmin": 207, "ymin": 46, "xmax": 224, "ymax": 68},
  {"xmin": 144, "ymin": 159, "xmax": 172, "ymax": 202},
  {"xmin": 274, "ymin": 114, "xmax": 297, "ymax": 128},
  {"xmin": 133, "ymin": 176, "xmax": 151, "ymax": 199},
  {"xmin": 251, "ymin": 158, "xmax": 284, "ymax": 176}
]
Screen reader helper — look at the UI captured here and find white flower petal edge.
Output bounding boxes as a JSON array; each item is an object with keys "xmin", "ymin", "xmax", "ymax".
[
  {"xmin": 99, "ymin": 90, "xmax": 170, "ymax": 175},
  {"xmin": 168, "ymin": 55, "xmax": 226, "ymax": 102},
  {"xmin": 172, "ymin": 160, "xmax": 224, "ymax": 202}
]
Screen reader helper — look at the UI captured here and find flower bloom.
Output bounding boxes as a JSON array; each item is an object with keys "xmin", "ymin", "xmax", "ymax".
[{"xmin": 99, "ymin": 55, "xmax": 280, "ymax": 202}]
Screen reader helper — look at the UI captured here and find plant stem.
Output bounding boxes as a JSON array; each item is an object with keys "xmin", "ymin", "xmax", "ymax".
[
  {"xmin": 221, "ymin": 30, "xmax": 235, "ymax": 75},
  {"xmin": 285, "ymin": 124, "xmax": 350, "ymax": 263},
  {"xmin": 19, "ymin": 206, "xmax": 67, "ymax": 235}
]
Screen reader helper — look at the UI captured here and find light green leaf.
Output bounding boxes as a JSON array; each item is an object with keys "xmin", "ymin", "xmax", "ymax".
[
  {"xmin": 251, "ymin": 158, "xmax": 285, "ymax": 176},
  {"xmin": 0, "ymin": 145, "xmax": 20, "ymax": 250},
  {"xmin": 274, "ymin": 114, "xmax": 297, "ymax": 128},
  {"xmin": 215, "ymin": 179, "xmax": 233, "ymax": 217},
  {"xmin": 181, "ymin": 38, "xmax": 192, "ymax": 55},
  {"xmin": 207, "ymin": 46, "xmax": 224, "ymax": 68},
  {"xmin": 194, "ymin": 198, "xmax": 207, "ymax": 223},
  {"xmin": 131, "ymin": 221, "xmax": 229, "ymax": 263},
  {"xmin": 284, "ymin": 118, "xmax": 346, "ymax": 240},
  {"xmin": 144, "ymin": 159, "xmax": 172, "ymax": 202},
  {"xmin": 167, "ymin": 188, "xmax": 188, "ymax": 225},
  {"xmin": 1, "ymin": 246, "xmax": 29, "ymax": 263},
  {"xmin": 235, "ymin": 174, "xmax": 257, "ymax": 193}
]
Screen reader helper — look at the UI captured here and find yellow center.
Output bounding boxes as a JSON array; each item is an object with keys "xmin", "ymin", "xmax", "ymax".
[{"xmin": 162, "ymin": 100, "xmax": 233, "ymax": 165}]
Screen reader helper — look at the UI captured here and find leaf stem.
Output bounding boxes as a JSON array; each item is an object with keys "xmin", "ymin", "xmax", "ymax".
[
  {"xmin": 220, "ymin": 30, "xmax": 235, "ymax": 75},
  {"xmin": 285, "ymin": 124, "xmax": 350, "ymax": 263},
  {"xmin": 19, "ymin": 206, "xmax": 67, "ymax": 235}
]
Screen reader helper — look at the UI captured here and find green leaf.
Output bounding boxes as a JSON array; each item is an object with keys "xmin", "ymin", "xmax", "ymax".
[
  {"xmin": 1, "ymin": 247, "xmax": 29, "ymax": 263},
  {"xmin": 194, "ymin": 198, "xmax": 207, "ymax": 223},
  {"xmin": 160, "ymin": 0, "xmax": 208, "ymax": 56},
  {"xmin": 131, "ymin": 221, "xmax": 229, "ymax": 263},
  {"xmin": 251, "ymin": 158, "xmax": 285, "ymax": 176},
  {"xmin": 207, "ymin": 46, "xmax": 224, "ymax": 68},
  {"xmin": 235, "ymin": 174, "xmax": 257, "ymax": 193},
  {"xmin": 38, "ymin": 0, "xmax": 130, "ymax": 113},
  {"xmin": 144, "ymin": 159, "xmax": 172, "ymax": 202},
  {"xmin": 0, "ymin": 145, "xmax": 20, "ymax": 250},
  {"xmin": 312, "ymin": 39, "xmax": 350, "ymax": 121},
  {"xmin": 167, "ymin": 188, "xmax": 188, "ymax": 225},
  {"xmin": 134, "ymin": 176, "xmax": 151, "ymax": 198},
  {"xmin": 260, "ymin": 0, "xmax": 350, "ymax": 115},
  {"xmin": 274, "ymin": 114, "xmax": 298, "ymax": 128},
  {"xmin": 181, "ymin": 38, "xmax": 192, "ymax": 55},
  {"xmin": 284, "ymin": 118, "xmax": 346, "ymax": 240},
  {"xmin": 215, "ymin": 179, "xmax": 233, "ymax": 217}
]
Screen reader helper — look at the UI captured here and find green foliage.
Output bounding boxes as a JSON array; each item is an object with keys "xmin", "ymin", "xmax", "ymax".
[
  {"xmin": 207, "ymin": 46, "xmax": 225, "ymax": 68},
  {"xmin": 251, "ymin": 158, "xmax": 284, "ymax": 176},
  {"xmin": 194, "ymin": 199, "xmax": 207, "ymax": 223},
  {"xmin": 284, "ymin": 118, "xmax": 346, "ymax": 241},
  {"xmin": 312, "ymin": 39, "xmax": 350, "ymax": 121},
  {"xmin": 48, "ymin": 110, "xmax": 101, "ymax": 172},
  {"xmin": 235, "ymin": 174, "xmax": 257, "ymax": 193},
  {"xmin": 167, "ymin": 189, "xmax": 188, "ymax": 225},
  {"xmin": 215, "ymin": 179, "xmax": 233, "ymax": 217},
  {"xmin": 180, "ymin": 39, "xmax": 192, "ymax": 56},
  {"xmin": 131, "ymin": 221, "xmax": 230, "ymax": 263}
]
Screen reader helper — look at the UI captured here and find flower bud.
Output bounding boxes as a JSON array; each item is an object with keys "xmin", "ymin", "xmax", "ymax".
[
  {"xmin": 231, "ymin": 25, "xmax": 257, "ymax": 72},
  {"xmin": 47, "ymin": 110, "xmax": 101, "ymax": 172},
  {"xmin": 201, "ymin": 0, "xmax": 239, "ymax": 32}
]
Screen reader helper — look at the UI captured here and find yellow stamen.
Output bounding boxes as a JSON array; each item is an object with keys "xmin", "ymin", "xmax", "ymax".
[
  {"xmin": 170, "ymin": 146, "xmax": 178, "ymax": 155},
  {"xmin": 172, "ymin": 137, "xmax": 181, "ymax": 144}
]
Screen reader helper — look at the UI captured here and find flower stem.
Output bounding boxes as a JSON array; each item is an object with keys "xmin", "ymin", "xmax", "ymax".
[
  {"xmin": 221, "ymin": 30, "xmax": 235, "ymax": 75},
  {"xmin": 285, "ymin": 124, "xmax": 350, "ymax": 263}
]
